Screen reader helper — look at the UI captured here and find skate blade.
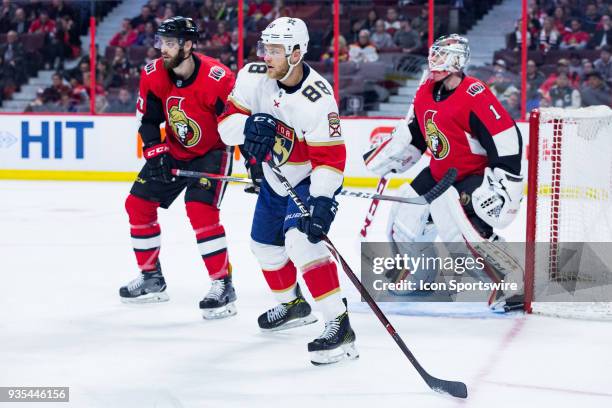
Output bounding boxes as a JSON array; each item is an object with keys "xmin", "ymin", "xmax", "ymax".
[
  {"xmin": 310, "ymin": 342, "xmax": 359, "ymax": 366},
  {"xmin": 260, "ymin": 314, "xmax": 318, "ymax": 332},
  {"xmin": 201, "ymin": 302, "xmax": 237, "ymax": 320},
  {"xmin": 120, "ymin": 291, "xmax": 169, "ymax": 304}
]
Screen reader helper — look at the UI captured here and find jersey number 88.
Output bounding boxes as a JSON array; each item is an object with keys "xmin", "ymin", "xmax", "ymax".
[{"xmin": 302, "ymin": 81, "xmax": 331, "ymax": 102}]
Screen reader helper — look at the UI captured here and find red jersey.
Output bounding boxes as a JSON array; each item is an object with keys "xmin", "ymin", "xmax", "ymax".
[
  {"xmin": 410, "ymin": 75, "xmax": 521, "ymax": 182},
  {"xmin": 136, "ymin": 52, "xmax": 235, "ymax": 161}
]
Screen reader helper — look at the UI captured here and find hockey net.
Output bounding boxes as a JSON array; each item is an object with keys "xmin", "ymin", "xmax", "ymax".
[{"xmin": 525, "ymin": 106, "xmax": 612, "ymax": 320}]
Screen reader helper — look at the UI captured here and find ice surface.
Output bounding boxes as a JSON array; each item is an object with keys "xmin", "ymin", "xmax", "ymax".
[{"xmin": 1, "ymin": 181, "xmax": 611, "ymax": 407}]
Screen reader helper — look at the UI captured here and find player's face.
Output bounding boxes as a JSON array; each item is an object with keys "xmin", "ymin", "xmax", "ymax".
[
  {"xmin": 262, "ymin": 44, "xmax": 289, "ymax": 80},
  {"xmin": 430, "ymin": 70, "xmax": 451, "ymax": 82},
  {"xmin": 157, "ymin": 36, "xmax": 182, "ymax": 69}
]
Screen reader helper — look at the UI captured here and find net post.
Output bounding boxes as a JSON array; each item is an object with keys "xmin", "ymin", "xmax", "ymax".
[{"xmin": 524, "ymin": 108, "xmax": 540, "ymax": 313}]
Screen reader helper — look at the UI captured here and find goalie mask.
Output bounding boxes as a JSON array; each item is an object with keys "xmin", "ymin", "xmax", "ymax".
[
  {"xmin": 428, "ymin": 34, "xmax": 470, "ymax": 73},
  {"xmin": 257, "ymin": 17, "xmax": 309, "ymax": 82}
]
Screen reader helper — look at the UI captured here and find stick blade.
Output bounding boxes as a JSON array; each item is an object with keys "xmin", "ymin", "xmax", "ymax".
[{"xmin": 427, "ymin": 377, "xmax": 468, "ymax": 399}]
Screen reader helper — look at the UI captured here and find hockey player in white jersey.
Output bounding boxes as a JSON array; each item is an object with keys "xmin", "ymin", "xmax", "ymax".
[{"xmin": 217, "ymin": 17, "xmax": 358, "ymax": 365}]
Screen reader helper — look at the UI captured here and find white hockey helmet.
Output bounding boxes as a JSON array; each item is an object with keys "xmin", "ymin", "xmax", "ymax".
[
  {"xmin": 258, "ymin": 17, "xmax": 309, "ymax": 57},
  {"xmin": 428, "ymin": 34, "xmax": 470, "ymax": 73}
]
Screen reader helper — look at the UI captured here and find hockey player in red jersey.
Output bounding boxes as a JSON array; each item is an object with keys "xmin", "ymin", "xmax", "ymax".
[
  {"xmin": 119, "ymin": 17, "xmax": 238, "ymax": 319},
  {"xmin": 217, "ymin": 17, "xmax": 358, "ymax": 365},
  {"xmin": 364, "ymin": 34, "xmax": 525, "ymax": 310}
]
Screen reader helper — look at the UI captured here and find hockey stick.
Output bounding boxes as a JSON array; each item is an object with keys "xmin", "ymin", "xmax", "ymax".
[
  {"xmin": 267, "ymin": 163, "xmax": 467, "ymax": 399},
  {"xmin": 359, "ymin": 68, "xmax": 430, "ymax": 239},
  {"xmin": 359, "ymin": 175, "xmax": 388, "ymax": 238},
  {"xmin": 172, "ymin": 169, "xmax": 435, "ymax": 205}
]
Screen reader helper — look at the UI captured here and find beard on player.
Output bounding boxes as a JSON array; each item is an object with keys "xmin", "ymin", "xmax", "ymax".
[{"xmin": 161, "ymin": 42, "xmax": 191, "ymax": 70}]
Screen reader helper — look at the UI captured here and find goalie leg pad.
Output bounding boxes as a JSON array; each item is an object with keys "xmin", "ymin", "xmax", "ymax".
[{"xmin": 387, "ymin": 183, "xmax": 436, "ymax": 243}]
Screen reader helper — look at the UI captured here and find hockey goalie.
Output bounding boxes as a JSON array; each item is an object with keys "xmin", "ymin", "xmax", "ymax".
[{"xmin": 363, "ymin": 34, "xmax": 525, "ymax": 311}]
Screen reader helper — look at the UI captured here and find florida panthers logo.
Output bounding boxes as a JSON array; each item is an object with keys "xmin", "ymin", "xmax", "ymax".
[
  {"xmin": 272, "ymin": 119, "xmax": 295, "ymax": 165},
  {"xmin": 423, "ymin": 110, "xmax": 450, "ymax": 160},
  {"xmin": 166, "ymin": 96, "xmax": 201, "ymax": 148}
]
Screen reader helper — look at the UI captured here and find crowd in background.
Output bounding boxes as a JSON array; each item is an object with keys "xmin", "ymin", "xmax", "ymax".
[
  {"xmin": 487, "ymin": 0, "xmax": 612, "ymax": 118},
  {"xmin": 6, "ymin": 0, "xmax": 606, "ymax": 116}
]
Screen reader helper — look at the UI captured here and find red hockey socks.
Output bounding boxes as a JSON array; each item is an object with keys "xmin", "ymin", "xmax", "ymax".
[
  {"xmin": 186, "ymin": 201, "xmax": 230, "ymax": 280},
  {"xmin": 125, "ymin": 194, "xmax": 161, "ymax": 272}
]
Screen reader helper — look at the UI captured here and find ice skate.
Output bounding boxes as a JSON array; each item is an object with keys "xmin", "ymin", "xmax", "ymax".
[
  {"xmin": 119, "ymin": 263, "xmax": 169, "ymax": 303},
  {"xmin": 308, "ymin": 301, "xmax": 358, "ymax": 365},
  {"xmin": 199, "ymin": 275, "xmax": 237, "ymax": 319},
  {"xmin": 258, "ymin": 285, "xmax": 318, "ymax": 332}
]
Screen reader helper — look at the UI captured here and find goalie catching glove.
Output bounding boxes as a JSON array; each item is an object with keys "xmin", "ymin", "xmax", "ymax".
[
  {"xmin": 363, "ymin": 119, "xmax": 422, "ymax": 176},
  {"xmin": 472, "ymin": 167, "xmax": 524, "ymax": 229}
]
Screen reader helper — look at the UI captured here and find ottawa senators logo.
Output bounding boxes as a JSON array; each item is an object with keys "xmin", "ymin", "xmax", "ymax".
[
  {"xmin": 272, "ymin": 119, "xmax": 295, "ymax": 165},
  {"xmin": 166, "ymin": 96, "xmax": 201, "ymax": 148},
  {"xmin": 423, "ymin": 110, "xmax": 450, "ymax": 160}
]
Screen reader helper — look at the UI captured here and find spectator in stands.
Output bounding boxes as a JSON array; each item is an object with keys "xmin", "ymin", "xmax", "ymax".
[
  {"xmin": 96, "ymin": 59, "xmax": 113, "ymax": 89},
  {"xmin": 580, "ymin": 71, "xmax": 611, "ymax": 106},
  {"xmin": 582, "ymin": 59, "xmax": 597, "ymax": 82},
  {"xmin": 95, "ymin": 94, "xmax": 109, "ymax": 113},
  {"xmin": 596, "ymin": 0, "xmax": 609, "ymax": 16},
  {"xmin": 109, "ymin": 47, "xmax": 132, "ymax": 88},
  {"xmin": 539, "ymin": 16, "xmax": 561, "ymax": 52},
  {"xmin": 525, "ymin": 82, "xmax": 542, "ymax": 112},
  {"xmin": 199, "ymin": 0, "xmax": 219, "ymax": 23},
  {"xmin": 487, "ymin": 59, "xmax": 517, "ymax": 97},
  {"xmin": 588, "ymin": 14, "xmax": 611, "ymax": 49},
  {"xmin": 1, "ymin": 30, "xmax": 24, "ymax": 75},
  {"xmin": 394, "ymin": 20, "xmax": 421, "ymax": 54},
  {"xmin": 502, "ymin": 90, "xmax": 521, "ymax": 119},
  {"xmin": 548, "ymin": 72, "xmax": 581, "ymax": 108},
  {"xmin": 527, "ymin": 59, "xmax": 546, "ymax": 90},
  {"xmin": 210, "ymin": 21, "xmax": 231, "ymax": 47},
  {"xmin": 29, "ymin": 9, "xmax": 55, "ymax": 34},
  {"xmin": 107, "ymin": 87, "xmax": 133, "ymax": 113},
  {"xmin": 349, "ymin": 18, "xmax": 367, "ymax": 43},
  {"xmin": 48, "ymin": 0, "xmax": 74, "ymax": 21},
  {"xmin": 0, "ymin": 0, "xmax": 17, "ymax": 33},
  {"xmin": 411, "ymin": 6, "xmax": 439, "ymax": 43},
  {"xmin": 512, "ymin": 17, "xmax": 536, "ymax": 51},
  {"xmin": 159, "ymin": 4, "xmax": 176, "ymax": 24},
  {"xmin": 10, "ymin": 7, "xmax": 29, "ymax": 34},
  {"xmin": 568, "ymin": 52, "xmax": 584, "ymax": 77},
  {"xmin": 560, "ymin": 19, "xmax": 590, "ymax": 49},
  {"xmin": 248, "ymin": 0, "xmax": 272, "ymax": 23},
  {"xmin": 137, "ymin": 21, "xmax": 157, "ymax": 47},
  {"xmin": 42, "ymin": 72, "xmax": 70, "ymax": 102},
  {"xmin": 147, "ymin": 0, "xmax": 161, "ymax": 17},
  {"xmin": 594, "ymin": 44, "xmax": 612, "ymax": 82},
  {"xmin": 219, "ymin": 45, "xmax": 237, "ymax": 72},
  {"xmin": 371, "ymin": 19, "xmax": 395, "ymax": 50},
  {"xmin": 110, "ymin": 19, "xmax": 138, "ymax": 48},
  {"xmin": 363, "ymin": 9, "xmax": 378, "ymax": 32},
  {"xmin": 552, "ymin": 6, "xmax": 569, "ymax": 34},
  {"xmin": 131, "ymin": 5, "xmax": 155, "ymax": 33},
  {"xmin": 143, "ymin": 46, "xmax": 159, "ymax": 66},
  {"xmin": 540, "ymin": 58, "xmax": 580, "ymax": 94},
  {"xmin": 320, "ymin": 35, "xmax": 349, "ymax": 66},
  {"xmin": 349, "ymin": 29, "xmax": 379, "ymax": 63},
  {"xmin": 583, "ymin": 3, "xmax": 601, "ymax": 34},
  {"xmin": 175, "ymin": 0, "xmax": 196, "ymax": 17},
  {"xmin": 384, "ymin": 8, "xmax": 401, "ymax": 36}
]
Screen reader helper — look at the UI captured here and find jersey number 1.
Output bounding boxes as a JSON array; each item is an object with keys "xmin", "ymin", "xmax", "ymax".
[{"xmin": 489, "ymin": 105, "xmax": 501, "ymax": 120}]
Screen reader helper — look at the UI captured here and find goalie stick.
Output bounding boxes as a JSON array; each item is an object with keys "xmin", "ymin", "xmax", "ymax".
[
  {"xmin": 266, "ymin": 163, "xmax": 467, "ymax": 399},
  {"xmin": 172, "ymin": 169, "xmax": 438, "ymax": 205},
  {"xmin": 359, "ymin": 67, "xmax": 430, "ymax": 239}
]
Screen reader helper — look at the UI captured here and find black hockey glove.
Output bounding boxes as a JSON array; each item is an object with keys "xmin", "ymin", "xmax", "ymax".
[
  {"xmin": 243, "ymin": 113, "xmax": 277, "ymax": 163},
  {"xmin": 245, "ymin": 159, "xmax": 263, "ymax": 195},
  {"xmin": 297, "ymin": 196, "xmax": 339, "ymax": 244},
  {"xmin": 143, "ymin": 143, "xmax": 174, "ymax": 183}
]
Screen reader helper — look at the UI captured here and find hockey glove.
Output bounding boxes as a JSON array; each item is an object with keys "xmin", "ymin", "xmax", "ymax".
[
  {"xmin": 363, "ymin": 119, "xmax": 422, "ymax": 176},
  {"xmin": 243, "ymin": 113, "xmax": 277, "ymax": 163},
  {"xmin": 298, "ymin": 196, "xmax": 339, "ymax": 244},
  {"xmin": 472, "ymin": 167, "xmax": 524, "ymax": 229},
  {"xmin": 144, "ymin": 143, "xmax": 174, "ymax": 183}
]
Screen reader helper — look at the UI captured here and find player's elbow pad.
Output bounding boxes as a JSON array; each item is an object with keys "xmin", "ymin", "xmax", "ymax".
[
  {"xmin": 363, "ymin": 119, "xmax": 422, "ymax": 176},
  {"xmin": 218, "ymin": 114, "xmax": 248, "ymax": 146},
  {"xmin": 138, "ymin": 122, "xmax": 162, "ymax": 146}
]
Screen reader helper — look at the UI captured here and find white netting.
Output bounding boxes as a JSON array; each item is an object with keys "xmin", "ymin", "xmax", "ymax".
[{"xmin": 530, "ymin": 106, "xmax": 612, "ymax": 320}]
